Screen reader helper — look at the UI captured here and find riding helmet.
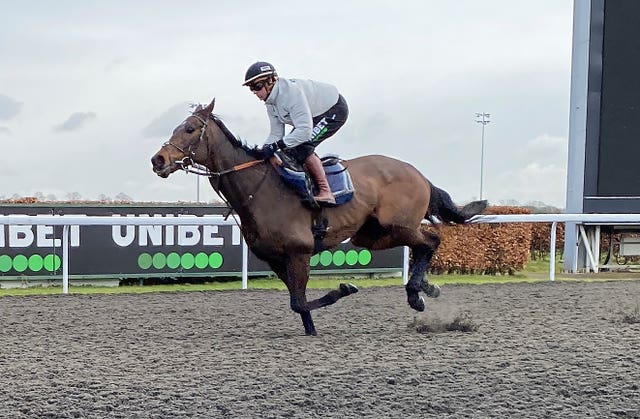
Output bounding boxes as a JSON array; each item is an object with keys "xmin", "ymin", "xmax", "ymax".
[{"xmin": 242, "ymin": 61, "xmax": 277, "ymax": 86}]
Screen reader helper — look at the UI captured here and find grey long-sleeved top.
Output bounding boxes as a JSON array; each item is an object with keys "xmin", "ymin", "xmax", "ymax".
[{"xmin": 263, "ymin": 78, "xmax": 339, "ymax": 147}]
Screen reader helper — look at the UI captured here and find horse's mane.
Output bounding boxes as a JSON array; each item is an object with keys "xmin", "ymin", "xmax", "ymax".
[{"xmin": 207, "ymin": 113, "xmax": 264, "ymax": 159}]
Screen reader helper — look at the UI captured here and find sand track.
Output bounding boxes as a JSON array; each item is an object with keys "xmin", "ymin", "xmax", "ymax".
[{"xmin": 1, "ymin": 280, "xmax": 639, "ymax": 418}]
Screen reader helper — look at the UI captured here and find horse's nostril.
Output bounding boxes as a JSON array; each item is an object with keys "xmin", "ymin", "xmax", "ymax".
[{"xmin": 151, "ymin": 154, "xmax": 164, "ymax": 169}]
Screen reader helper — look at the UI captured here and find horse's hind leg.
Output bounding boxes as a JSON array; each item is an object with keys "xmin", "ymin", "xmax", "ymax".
[
  {"xmin": 406, "ymin": 229, "xmax": 441, "ymax": 312},
  {"xmin": 352, "ymin": 223, "xmax": 441, "ymax": 312}
]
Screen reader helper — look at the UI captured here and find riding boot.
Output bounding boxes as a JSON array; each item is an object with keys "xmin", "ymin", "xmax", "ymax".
[{"xmin": 305, "ymin": 154, "xmax": 336, "ymax": 205}]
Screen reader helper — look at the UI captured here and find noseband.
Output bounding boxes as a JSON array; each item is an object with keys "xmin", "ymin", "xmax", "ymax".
[{"xmin": 162, "ymin": 114, "xmax": 211, "ymax": 175}]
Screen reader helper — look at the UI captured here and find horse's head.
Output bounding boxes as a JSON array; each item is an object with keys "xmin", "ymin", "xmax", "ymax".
[{"xmin": 151, "ymin": 98, "xmax": 216, "ymax": 178}]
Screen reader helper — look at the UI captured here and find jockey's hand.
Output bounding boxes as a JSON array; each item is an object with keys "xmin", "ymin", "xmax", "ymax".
[
  {"xmin": 261, "ymin": 140, "xmax": 286, "ymax": 159},
  {"xmin": 261, "ymin": 142, "xmax": 278, "ymax": 158}
]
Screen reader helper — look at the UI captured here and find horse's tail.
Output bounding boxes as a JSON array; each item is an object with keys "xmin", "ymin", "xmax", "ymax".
[{"xmin": 427, "ymin": 184, "xmax": 488, "ymax": 224}]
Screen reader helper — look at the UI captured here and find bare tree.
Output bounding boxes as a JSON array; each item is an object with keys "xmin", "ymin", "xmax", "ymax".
[
  {"xmin": 66, "ymin": 192, "xmax": 82, "ymax": 201},
  {"xmin": 114, "ymin": 192, "xmax": 133, "ymax": 202},
  {"xmin": 499, "ymin": 199, "xmax": 521, "ymax": 206}
]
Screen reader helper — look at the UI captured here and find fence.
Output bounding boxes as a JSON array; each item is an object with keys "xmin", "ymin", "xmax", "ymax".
[
  {"xmin": 2, "ymin": 213, "xmax": 640, "ymax": 293},
  {"xmin": 468, "ymin": 213, "xmax": 640, "ymax": 279}
]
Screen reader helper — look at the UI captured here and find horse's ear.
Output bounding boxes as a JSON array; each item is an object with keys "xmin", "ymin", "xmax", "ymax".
[{"xmin": 203, "ymin": 97, "xmax": 215, "ymax": 115}]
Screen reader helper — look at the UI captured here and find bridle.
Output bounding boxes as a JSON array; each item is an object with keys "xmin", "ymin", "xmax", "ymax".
[
  {"xmin": 161, "ymin": 113, "xmax": 212, "ymax": 176},
  {"xmin": 161, "ymin": 113, "xmax": 263, "ymax": 178},
  {"xmin": 159, "ymin": 108, "xmax": 272, "ymax": 223}
]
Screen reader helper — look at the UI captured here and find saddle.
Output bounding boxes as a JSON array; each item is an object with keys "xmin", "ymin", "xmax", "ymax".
[{"xmin": 275, "ymin": 152, "xmax": 355, "ymax": 208}]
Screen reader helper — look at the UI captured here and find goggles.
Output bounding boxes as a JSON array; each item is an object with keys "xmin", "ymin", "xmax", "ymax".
[{"xmin": 249, "ymin": 81, "xmax": 266, "ymax": 92}]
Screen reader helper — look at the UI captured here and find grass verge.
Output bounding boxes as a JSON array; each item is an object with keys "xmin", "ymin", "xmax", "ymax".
[{"xmin": 0, "ymin": 257, "xmax": 636, "ymax": 297}]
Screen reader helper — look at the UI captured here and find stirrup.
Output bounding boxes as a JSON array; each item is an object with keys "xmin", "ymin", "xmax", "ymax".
[{"xmin": 315, "ymin": 195, "xmax": 337, "ymax": 207}]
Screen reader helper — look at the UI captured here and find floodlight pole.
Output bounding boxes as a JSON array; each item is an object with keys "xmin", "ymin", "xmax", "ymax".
[{"xmin": 475, "ymin": 112, "xmax": 491, "ymax": 200}]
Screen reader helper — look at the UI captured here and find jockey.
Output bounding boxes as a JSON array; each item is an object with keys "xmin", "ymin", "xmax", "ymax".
[{"xmin": 243, "ymin": 61, "xmax": 349, "ymax": 206}]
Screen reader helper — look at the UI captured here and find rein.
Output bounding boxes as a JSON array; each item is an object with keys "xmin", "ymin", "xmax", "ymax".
[
  {"xmin": 183, "ymin": 158, "xmax": 264, "ymax": 177},
  {"xmin": 162, "ymin": 111, "xmax": 269, "ymax": 220}
]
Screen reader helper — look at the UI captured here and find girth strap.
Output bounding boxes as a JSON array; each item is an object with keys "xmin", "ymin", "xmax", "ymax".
[{"xmin": 311, "ymin": 212, "xmax": 329, "ymax": 254}]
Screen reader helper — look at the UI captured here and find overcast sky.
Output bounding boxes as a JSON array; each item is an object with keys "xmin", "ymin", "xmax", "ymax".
[{"xmin": 1, "ymin": 0, "xmax": 574, "ymax": 207}]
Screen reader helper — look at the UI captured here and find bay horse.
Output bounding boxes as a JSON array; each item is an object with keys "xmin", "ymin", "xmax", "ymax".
[{"xmin": 151, "ymin": 98, "xmax": 487, "ymax": 336}]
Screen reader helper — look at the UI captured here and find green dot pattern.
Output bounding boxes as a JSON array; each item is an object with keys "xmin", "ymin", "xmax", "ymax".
[
  {"xmin": 28, "ymin": 254, "xmax": 44, "ymax": 272},
  {"xmin": 0, "ymin": 248, "xmax": 378, "ymax": 273},
  {"xmin": 0, "ymin": 254, "xmax": 63, "ymax": 273},
  {"xmin": 166, "ymin": 252, "xmax": 181, "ymax": 269},
  {"xmin": 0, "ymin": 255, "xmax": 12, "ymax": 272},
  {"xmin": 181, "ymin": 253, "xmax": 195, "ymax": 269},
  {"xmin": 345, "ymin": 250, "xmax": 359, "ymax": 266},
  {"xmin": 194, "ymin": 253, "xmax": 209, "ymax": 269},
  {"xmin": 310, "ymin": 249, "xmax": 374, "ymax": 267},
  {"xmin": 310, "ymin": 254, "xmax": 319, "ymax": 266},
  {"xmin": 319, "ymin": 251, "xmax": 333, "ymax": 267},
  {"xmin": 138, "ymin": 253, "xmax": 152, "ymax": 269},
  {"xmin": 358, "ymin": 249, "xmax": 372, "ymax": 265},
  {"xmin": 332, "ymin": 250, "xmax": 346, "ymax": 266},
  {"xmin": 152, "ymin": 252, "xmax": 166, "ymax": 269},
  {"xmin": 43, "ymin": 254, "xmax": 61, "ymax": 272},
  {"xmin": 12, "ymin": 255, "xmax": 28, "ymax": 272},
  {"xmin": 136, "ymin": 251, "xmax": 228, "ymax": 271},
  {"xmin": 209, "ymin": 252, "xmax": 223, "ymax": 269}
]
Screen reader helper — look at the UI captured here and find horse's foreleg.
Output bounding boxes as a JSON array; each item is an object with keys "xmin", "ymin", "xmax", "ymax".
[
  {"xmin": 268, "ymin": 258, "xmax": 316, "ymax": 335},
  {"xmin": 299, "ymin": 311, "xmax": 316, "ymax": 336},
  {"xmin": 282, "ymin": 255, "xmax": 318, "ymax": 336},
  {"xmin": 270, "ymin": 255, "xmax": 358, "ymax": 335},
  {"xmin": 306, "ymin": 283, "xmax": 359, "ymax": 311}
]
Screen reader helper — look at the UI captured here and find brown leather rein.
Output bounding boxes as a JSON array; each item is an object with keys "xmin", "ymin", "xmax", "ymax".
[{"xmin": 162, "ymin": 112, "xmax": 270, "ymax": 221}]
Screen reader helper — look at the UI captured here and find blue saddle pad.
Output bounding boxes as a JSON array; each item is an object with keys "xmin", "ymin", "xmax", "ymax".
[{"xmin": 276, "ymin": 159, "xmax": 355, "ymax": 206}]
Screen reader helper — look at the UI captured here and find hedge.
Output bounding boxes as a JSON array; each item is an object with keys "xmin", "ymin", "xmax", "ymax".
[{"xmin": 422, "ymin": 206, "xmax": 532, "ymax": 275}]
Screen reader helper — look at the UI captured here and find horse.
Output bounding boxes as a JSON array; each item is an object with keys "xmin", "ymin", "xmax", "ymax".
[{"xmin": 151, "ymin": 98, "xmax": 487, "ymax": 336}]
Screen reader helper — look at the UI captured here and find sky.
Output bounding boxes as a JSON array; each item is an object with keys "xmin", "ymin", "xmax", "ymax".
[{"xmin": 0, "ymin": 0, "xmax": 574, "ymax": 208}]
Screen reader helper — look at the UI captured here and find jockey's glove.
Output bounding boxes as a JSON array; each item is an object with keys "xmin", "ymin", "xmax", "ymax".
[{"xmin": 262, "ymin": 140, "xmax": 286, "ymax": 158}]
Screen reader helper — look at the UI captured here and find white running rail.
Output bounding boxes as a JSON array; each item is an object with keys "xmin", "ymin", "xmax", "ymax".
[{"xmin": 2, "ymin": 213, "xmax": 640, "ymax": 293}]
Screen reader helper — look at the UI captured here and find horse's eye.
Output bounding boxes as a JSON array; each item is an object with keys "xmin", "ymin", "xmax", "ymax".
[{"xmin": 185, "ymin": 126, "xmax": 195, "ymax": 134}]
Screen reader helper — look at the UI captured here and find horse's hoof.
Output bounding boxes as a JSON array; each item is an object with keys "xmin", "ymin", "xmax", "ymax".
[
  {"xmin": 305, "ymin": 329, "xmax": 318, "ymax": 336},
  {"xmin": 422, "ymin": 283, "xmax": 441, "ymax": 298},
  {"xmin": 340, "ymin": 283, "xmax": 359, "ymax": 296},
  {"xmin": 408, "ymin": 295, "xmax": 425, "ymax": 312}
]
